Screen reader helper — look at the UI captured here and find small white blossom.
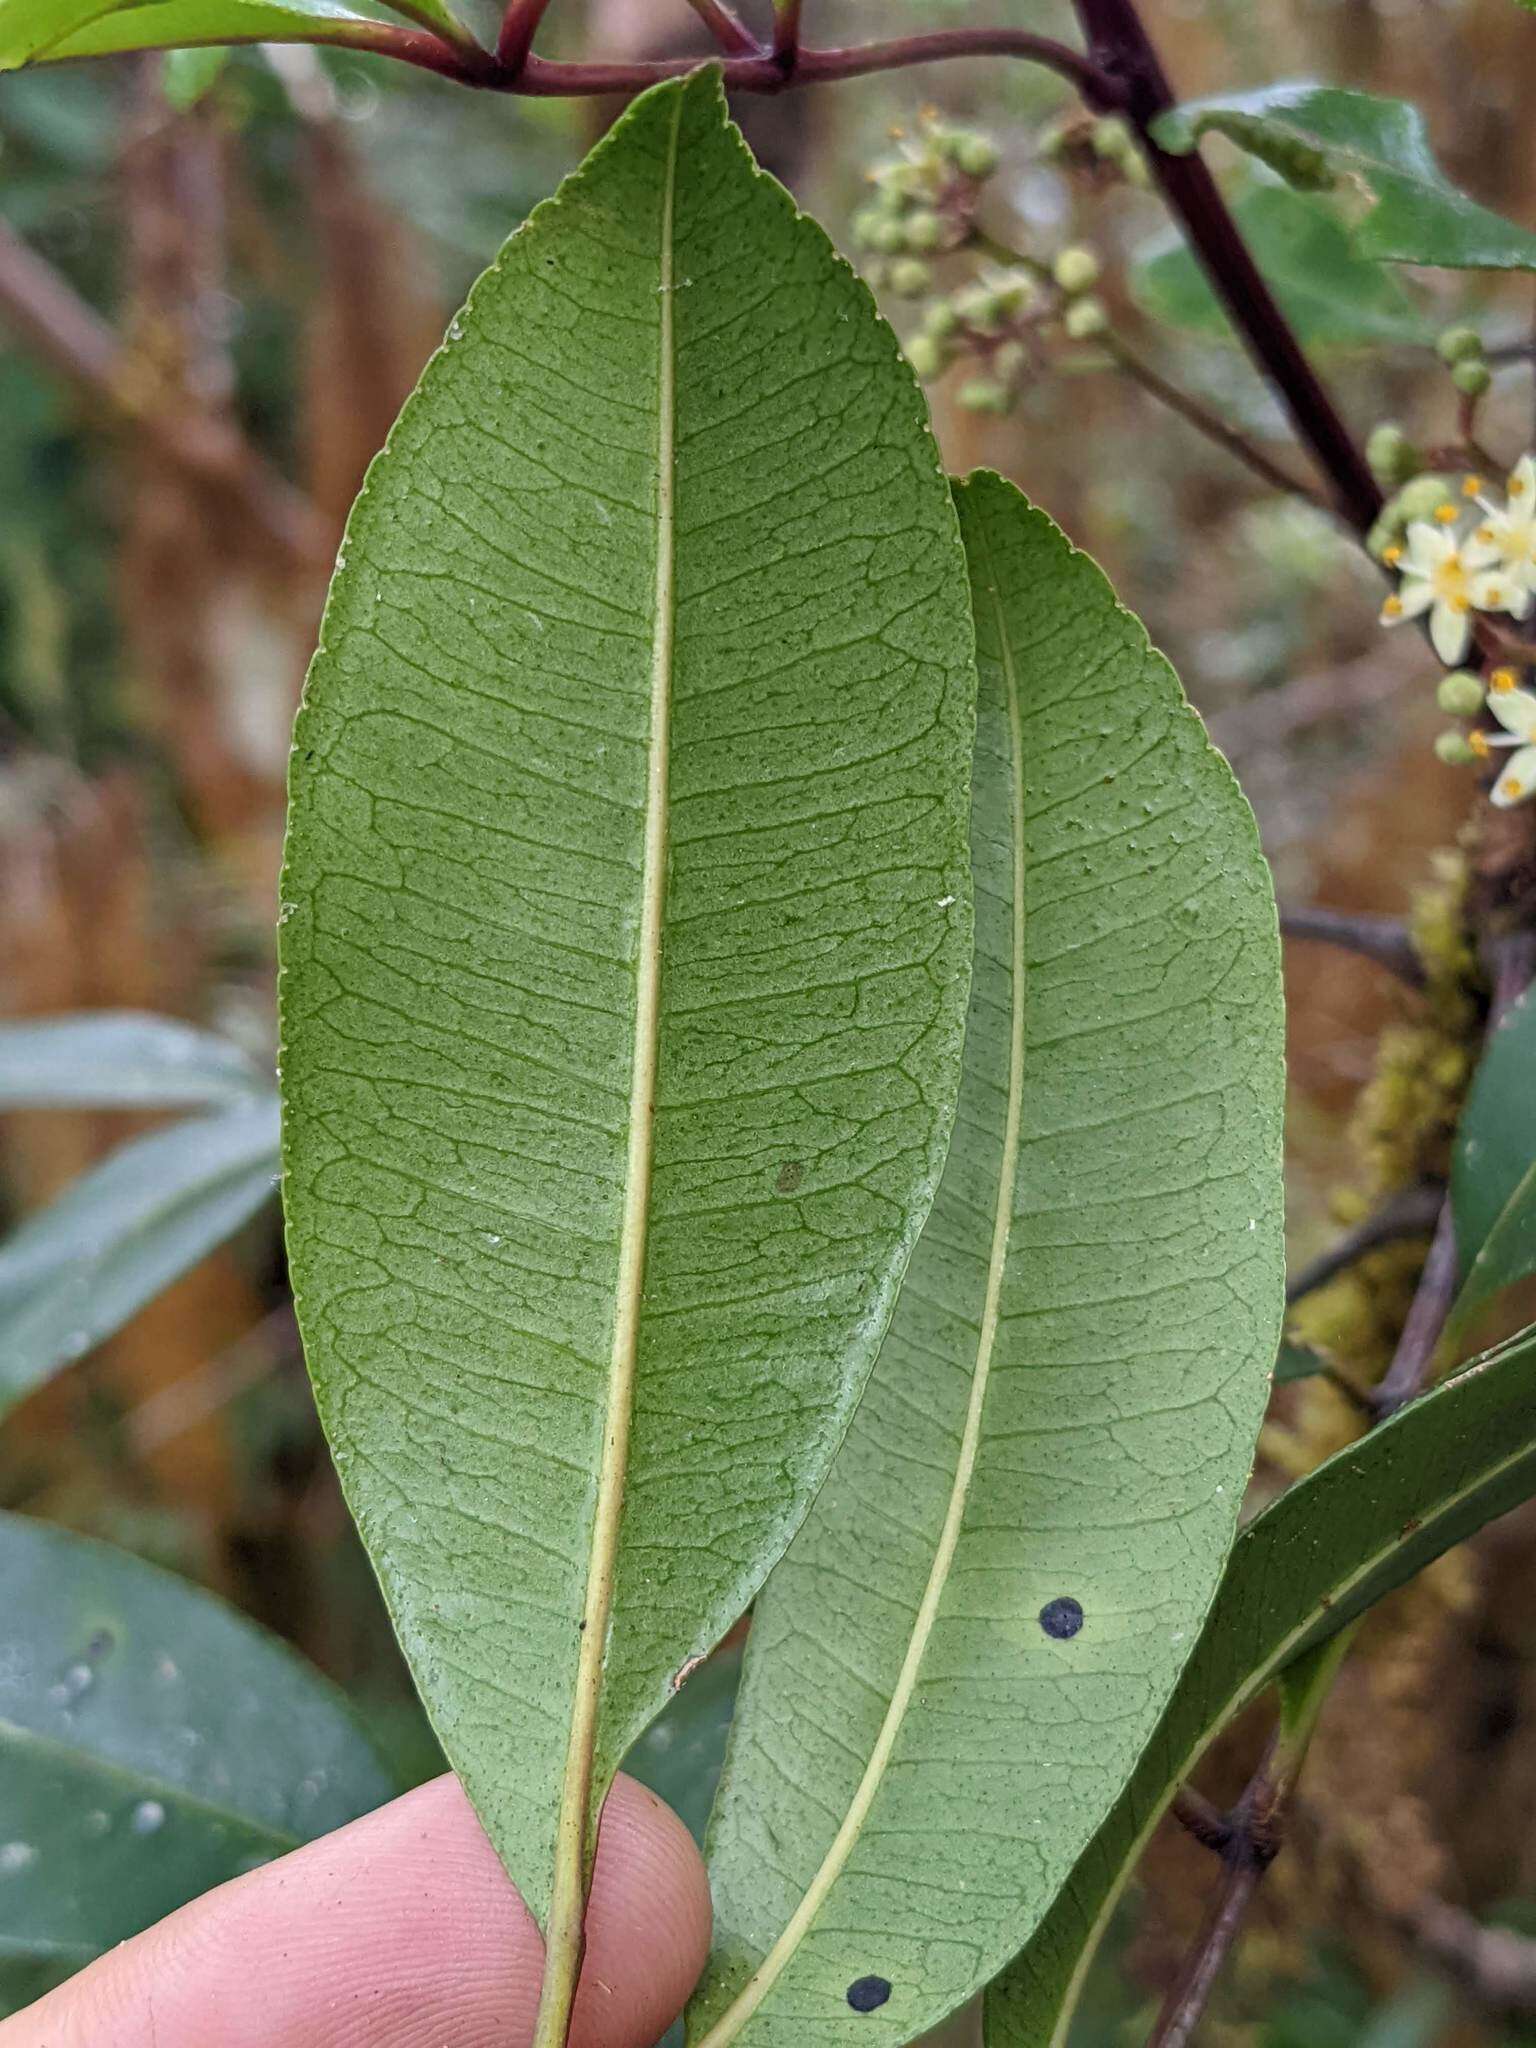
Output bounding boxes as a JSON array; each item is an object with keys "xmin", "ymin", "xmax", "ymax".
[
  {"xmin": 1473, "ymin": 455, "xmax": 1536, "ymax": 594},
  {"xmin": 1477, "ymin": 676, "xmax": 1536, "ymax": 806},
  {"xmin": 1380, "ymin": 516, "xmax": 1530, "ymax": 665}
]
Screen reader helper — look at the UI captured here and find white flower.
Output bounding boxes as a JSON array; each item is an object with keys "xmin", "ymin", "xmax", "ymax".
[
  {"xmin": 1478, "ymin": 677, "xmax": 1536, "ymax": 807},
  {"xmin": 1380, "ymin": 517, "xmax": 1531, "ymax": 665},
  {"xmin": 1473, "ymin": 455, "xmax": 1536, "ymax": 594}
]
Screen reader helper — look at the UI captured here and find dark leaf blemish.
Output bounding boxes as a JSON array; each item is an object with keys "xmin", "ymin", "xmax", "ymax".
[
  {"xmin": 1038, "ymin": 1596, "xmax": 1084, "ymax": 1640},
  {"xmin": 775, "ymin": 1161, "xmax": 804, "ymax": 1194},
  {"xmin": 846, "ymin": 1976, "xmax": 892, "ymax": 2013}
]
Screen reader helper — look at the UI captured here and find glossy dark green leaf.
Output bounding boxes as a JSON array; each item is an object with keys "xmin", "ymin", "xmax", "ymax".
[
  {"xmin": 1134, "ymin": 183, "xmax": 1427, "ymax": 348},
  {"xmin": 1154, "ymin": 86, "xmax": 1536, "ymax": 271},
  {"xmin": 688, "ymin": 476, "xmax": 1284, "ymax": 2048},
  {"xmin": 984, "ymin": 1321, "xmax": 1536, "ymax": 2048},
  {"xmin": 0, "ymin": 1511, "xmax": 391, "ymax": 2015},
  {"xmin": 0, "ymin": 1011, "xmax": 265, "ymax": 1109},
  {"xmin": 278, "ymin": 68, "xmax": 976, "ymax": 2011},
  {"xmin": 0, "ymin": 1100, "xmax": 279, "ymax": 1421},
  {"xmin": 1449, "ymin": 987, "xmax": 1536, "ymax": 1332},
  {"xmin": 32, "ymin": 0, "xmax": 402, "ymax": 63}
]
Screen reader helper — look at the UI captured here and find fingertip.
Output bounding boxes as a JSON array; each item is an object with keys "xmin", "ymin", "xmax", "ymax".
[{"xmin": 573, "ymin": 1772, "xmax": 712, "ymax": 2048}]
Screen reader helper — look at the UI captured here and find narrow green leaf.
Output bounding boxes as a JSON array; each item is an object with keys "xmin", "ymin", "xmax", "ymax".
[
  {"xmin": 984, "ymin": 1320, "xmax": 1536, "ymax": 2048},
  {"xmin": 1449, "ymin": 987, "xmax": 1536, "ymax": 1328},
  {"xmin": 1134, "ymin": 183, "xmax": 1427, "ymax": 348},
  {"xmin": 0, "ymin": 1510, "xmax": 391, "ymax": 2014},
  {"xmin": 687, "ymin": 475, "xmax": 1285, "ymax": 2048},
  {"xmin": 278, "ymin": 66, "xmax": 976, "ymax": 2003},
  {"xmin": 0, "ymin": 1011, "xmax": 264, "ymax": 1109},
  {"xmin": 0, "ymin": 1099, "xmax": 279, "ymax": 1421},
  {"xmin": 35, "ymin": 0, "xmax": 401, "ymax": 63},
  {"xmin": 0, "ymin": 0, "xmax": 136, "ymax": 68},
  {"xmin": 1154, "ymin": 85, "xmax": 1536, "ymax": 272}
]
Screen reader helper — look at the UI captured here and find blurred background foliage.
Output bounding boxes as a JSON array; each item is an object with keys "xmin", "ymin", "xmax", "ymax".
[{"xmin": 5, "ymin": 1, "xmax": 1536, "ymax": 2040}]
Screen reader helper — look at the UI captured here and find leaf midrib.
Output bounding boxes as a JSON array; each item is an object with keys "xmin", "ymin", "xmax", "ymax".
[
  {"xmin": 531, "ymin": 84, "xmax": 683, "ymax": 2048},
  {"xmin": 696, "ymin": 507, "xmax": 1029, "ymax": 2047}
]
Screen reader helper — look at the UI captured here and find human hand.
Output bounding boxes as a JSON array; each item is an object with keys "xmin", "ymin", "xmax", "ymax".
[{"xmin": 0, "ymin": 1772, "xmax": 710, "ymax": 2048}]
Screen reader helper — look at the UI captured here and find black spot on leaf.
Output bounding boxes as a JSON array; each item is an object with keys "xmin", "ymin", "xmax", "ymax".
[
  {"xmin": 846, "ymin": 1976, "xmax": 891, "ymax": 2013},
  {"xmin": 775, "ymin": 1161, "xmax": 804, "ymax": 1194},
  {"xmin": 1038, "ymin": 1596, "xmax": 1084, "ymax": 1640}
]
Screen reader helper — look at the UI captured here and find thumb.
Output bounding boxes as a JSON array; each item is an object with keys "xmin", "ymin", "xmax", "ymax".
[{"xmin": 0, "ymin": 1772, "xmax": 711, "ymax": 2048}]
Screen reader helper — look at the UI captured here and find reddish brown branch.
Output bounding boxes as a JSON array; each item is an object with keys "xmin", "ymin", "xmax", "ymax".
[
  {"xmin": 496, "ymin": 0, "xmax": 556, "ymax": 74},
  {"xmin": 687, "ymin": 0, "xmax": 760, "ymax": 58},
  {"xmin": 1280, "ymin": 906, "xmax": 1426, "ymax": 989},
  {"xmin": 772, "ymin": 0, "xmax": 803, "ymax": 71}
]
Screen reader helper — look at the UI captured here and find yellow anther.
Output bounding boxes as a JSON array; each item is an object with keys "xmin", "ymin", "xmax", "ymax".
[
  {"xmin": 1492, "ymin": 666, "xmax": 1518, "ymax": 692},
  {"xmin": 1435, "ymin": 502, "xmax": 1459, "ymax": 523},
  {"xmin": 1382, "ymin": 543, "xmax": 1404, "ymax": 565},
  {"xmin": 1514, "ymin": 475, "xmax": 1529, "ymax": 498},
  {"xmin": 1470, "ymin": 730, "xmax": 1491, "ymax": 758},
  {"xmin": 1464, "ymin": 475, "xmax": 1485, "ymax": 497},
  {"xmin": 1382, "ymin": 595, "xmax": 1404, "ymax": 618},
  {"xmin": 1507, "ymin": 778, "xmax": 1526, "ymax": 799}
]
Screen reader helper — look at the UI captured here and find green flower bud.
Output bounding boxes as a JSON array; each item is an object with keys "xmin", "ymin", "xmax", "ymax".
[
  {"xmin": 870, "ymin": 217, "xmax": 908, "ymax": 256},
  {"xmin": 888, "ymin": 257, "xmax": 932, "ymax": 297},
  {"xmin": 1063, "ymin": 296, "xmax": 1109, "ymax": 341},
  {"xmin": 1437, "ymin": 671, "xmax": 1485, "ymax": 717},
  {"xmin": 1121, "ymin": 149, "xmax": 1151, "ymax": 189},
  {"xmin": 1091, "ymin": 116, "xmax": 1133, "ymax": 159},
  {"xmin": 1052, "ymin": 246, "xmax": 1102, "ymax": 294},
  {"xmin": 905, "ymin": 332, "xmax": 946, "ymax": 379},
  {"xmin": 1452, "ymin": 358, "xmax": 1492, "ymax": 399},
  {"xmin": 904, "ymin": 209, "xmax": 945, "ymax": 252},
  {"xmin": 953, "ymin": 132, "xmax": 1000, "ymax": 179},
  {"xmin": 992, "ymin": 339, "xmax": 1029, "ymax": 383},
  {"xmin": 1393, "ymin": 473, "xmax": 1458, "ymax": 526},
  {"xmin": 1365, "ymin": 422, "xmax": 1420, "ymax": 487},
  {"xmin": 923, "ymin": 299, "xmax": 961, "ymax": 339},
  {"xmin": 851, "ymin": 209, "xmax": 887, "ymax": 251},
  {"xmin": 957, "ymin": 377, "xmax": 1011, "ymax": 414},
  {"xmin": 1434, "ymin": 730, "xmax": 1478, "ymax": 766},
  {"xmin": 954, "ymin": 284, "xmax": 1004, "ymax": 335},
  {"xmin": 1436, "ymin": 324, "xmax": 1483, "ymax": 366},
  {"xmin": 990, "ymin": 269, "xmax": 1036, "ymax": 317}
]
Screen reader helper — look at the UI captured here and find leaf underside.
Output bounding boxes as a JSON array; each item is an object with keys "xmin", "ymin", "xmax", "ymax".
[
  {"xmin": 0, "ymin": 1511, "xmax": 390, "ymax": 2014},
  {"xmin": 985, "ymin": 1321, "xmax": 1536, "ymax": 2046},
  {"xmin": 279, "ymin": 69, "xmax": 976, "ymax": 1933},
  {"xmin": 687, "ymin": 476, "xmax": 1285, "ymax": 2048}
]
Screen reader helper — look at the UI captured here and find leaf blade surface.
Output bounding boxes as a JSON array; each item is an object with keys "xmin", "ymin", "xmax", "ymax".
[
  {"xmin": 687, "ymin": 475, "xmax": 1285, "ymax": 2048},
  {"xmin": 984, "ymin": 1321, "xmax": 1536, "ymax": 2047},
  {"xmin": 279, "ymin": 67, "xmax": 975, "ymax": 1943},
  {"xmin": 0, "ymin": 1511, "xmax": 390, "ymax": 2014}
]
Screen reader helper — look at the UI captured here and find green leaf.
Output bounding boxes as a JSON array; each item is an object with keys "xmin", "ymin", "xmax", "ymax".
[
  {"xmin": 1133, "ymin": 182, "xmax": 1428, "ymax": 348},
  {"xmin": 34, "ymin": 0, "xmax": 400, "ymax": 63},
  {"xmin": 0, "ymin": 0, "xmax": 136, "ymax": 68},
  {"xmin": 278, "ymin": 67, "xmax": 976, "ymax": 2002},
  {"xmin": 0, "ymin": 1011, "xmax": 265, "ymax": 1109},
  {"xmin": 160, "ymin": 42, "xmax": 229, "ymax": 104},
  {"xmin": 984, "ymin": 1320, "xmax": 1536, "ymax": 2048},
  {"xmin": 0, "ymin": 1099, "xmax": 279, "ymax": 1422},
  {"xmin": 1449, "ymin": 987, "xmax": 1536, "ymax": 1331},
  {"xmin": 687, "ymin": 475, "xmax": 1285, "ymax": 2048},
  {"xmin": 1153, "ymin": 85, "xmax": 1536, "ymax": 272},
  {"xmin": 0, "ymin": 1510, "xmax": 391, "ymax": 2014}
]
